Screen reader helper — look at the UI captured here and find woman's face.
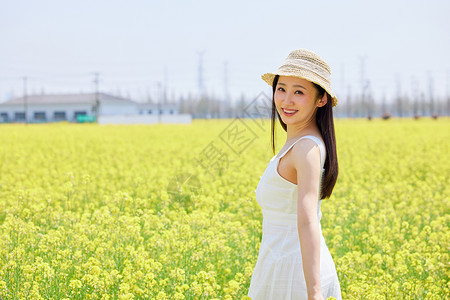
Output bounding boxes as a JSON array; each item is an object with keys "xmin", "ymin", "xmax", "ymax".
[{"xmin": 274, "ymin": 76, "xmax": 325, "ymax": 126}]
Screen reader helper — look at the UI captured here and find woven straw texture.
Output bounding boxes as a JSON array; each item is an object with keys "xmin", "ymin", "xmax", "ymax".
[{"xmin": 262, "ymin": 49, "xmax": 338, "ymax": 107}]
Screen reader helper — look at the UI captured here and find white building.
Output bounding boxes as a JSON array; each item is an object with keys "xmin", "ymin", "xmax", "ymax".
[
  {"xmin": 137, "ymin": 102, "xmax": 179, "ymax": 116},
  {"xmin": 0, "ymin": 93, "xmax": 188, "ymax": 124}
]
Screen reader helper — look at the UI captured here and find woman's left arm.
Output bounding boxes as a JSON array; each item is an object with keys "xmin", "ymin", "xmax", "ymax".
[{"xmin": 291, "ymin": 140, "xmax": 324, "ymax": 300}]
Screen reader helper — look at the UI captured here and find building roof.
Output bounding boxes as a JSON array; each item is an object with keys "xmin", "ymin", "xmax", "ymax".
[{"xmin": 1, "ymin": 93, "xmax": 137, "ymax": 105}]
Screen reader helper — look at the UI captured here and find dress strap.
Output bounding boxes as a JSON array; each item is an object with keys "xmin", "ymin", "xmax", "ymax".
[{"xmin": 278, "ymin": 135, "xmax": 326, "ymax": 169}]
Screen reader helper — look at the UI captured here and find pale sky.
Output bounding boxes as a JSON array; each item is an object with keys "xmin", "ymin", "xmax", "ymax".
[{"xmin": 1, "ymin": 0, "xmax": 449, "ymax": 104}]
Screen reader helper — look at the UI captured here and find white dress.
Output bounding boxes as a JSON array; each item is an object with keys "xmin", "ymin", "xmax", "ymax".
[{"xmin": 248, "ymin": 135, "xmax": 342, "ymax": 300}]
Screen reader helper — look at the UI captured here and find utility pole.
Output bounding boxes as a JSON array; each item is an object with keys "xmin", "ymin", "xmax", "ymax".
[
  {"xmin": 197, "ymin": 51, "xmax": 208, "ymax": 118},
  {"xmin": 224, "ymin": 61, "xmax": 229, "ymax": 99},
  {"xmin": 359, "ymin": 56, "xmax": 369, "ymax": 118},
  {"xmin": 164, "ymin": 65, "xmax": 168, "ymax": 104},
  {"xmin": 347, "ymin": 85, "xmax": 352, "ymax": 118},
  {"xmin": 396, "ymin": 74, "xmax": 402, "ymax": 117},
  {"xmin": 381, "ymin": 92, "xmax": 388, "ymax": 119},
  {"xmin": 340, "ymin": 64, "xmax": 345, "ymax": 106},
  {"xmin": 157, "ymin": 82, "xmax": 162, "ymax": 123},
  {"xmin": 23, "ymin": 76, "xmax": 28, "ymax": 124},
  {"xmin": 367, "ymin": 84, "xmax": 372, "ymax": 120},
  {"xmin": 223, "ymin": 61, "xmax": 230, "ymax": 118},
  {"xmin": 411, "ymin": 76, "xmax": 419, "ymax": 118},
  {"xmin": 339, "ymin": 64, "xmax": 345, "ymax": 118},
  {"xmin": 446, "ymin": 70, "xmax": 450, "ymax": 117},
  {"xmin": 420, "ymin": 92, "xmax": 426, "ymax": 117},
  {"xmin": 428, "ymin": 72, "xmax": 436, "ymax": 118},
  {"xmin": 93, "ymin": 72, "xmax": 100, "ymax": 121},
  {"xmin": 197, "ymin": 51, "xmax": 205, "ymax": 96}
]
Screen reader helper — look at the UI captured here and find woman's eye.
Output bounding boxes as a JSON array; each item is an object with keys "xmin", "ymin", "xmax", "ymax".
[
  {"xmin": 295, "ymin": 90, "xmax": 303, "ymax": 94},
  {"xmin": 277, "ymin": 87, "xmax": 285, "ymax": 92}
]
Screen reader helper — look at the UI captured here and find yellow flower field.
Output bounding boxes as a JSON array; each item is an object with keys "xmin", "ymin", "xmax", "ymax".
[{"xmin": 0, "ymin": 118, "xmax": 449, "ymax": 299}]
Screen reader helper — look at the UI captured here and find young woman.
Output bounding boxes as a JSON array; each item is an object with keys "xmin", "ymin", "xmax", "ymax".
[{"xmin": 247, "ymin": 49, "xmax": 342, "ymax": 300}]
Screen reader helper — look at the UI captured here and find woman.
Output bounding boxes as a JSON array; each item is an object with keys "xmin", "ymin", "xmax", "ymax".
[{"xmin": 247, "ymin": 49, "xmax": 342, "ymax": 300}]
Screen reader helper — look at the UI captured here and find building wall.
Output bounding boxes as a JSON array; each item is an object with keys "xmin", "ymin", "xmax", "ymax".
[
  {"xmin": 137, "ymin": 104, "xmax": 178, "ymax": 115},
  {"xmin": 0, "ymin": 102, "xmax": 141, "ymax": 123},
  {"xmin": 0, "ymin": 99, "xmax": 182, "ymax": 123},
  {"xmin": 0, "ymin": 103, "xmax": 93, "ymax": 122},
  {"xmin": 100, "ymin": 101, "xmax": 138, "ymax": 116}
]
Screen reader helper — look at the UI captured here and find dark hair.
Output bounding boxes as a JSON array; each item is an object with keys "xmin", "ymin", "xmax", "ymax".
[{"xmin": 270, "ymin": 75, "xmax": 338, "ymax": 199}]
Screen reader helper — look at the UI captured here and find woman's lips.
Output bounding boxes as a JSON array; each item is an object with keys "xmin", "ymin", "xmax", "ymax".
[{"xmin": 282, "ymin": 108, "xmax": 298, "ymax": 116}]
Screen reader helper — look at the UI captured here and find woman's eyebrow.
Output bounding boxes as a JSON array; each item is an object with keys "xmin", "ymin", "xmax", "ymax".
[{"xmin": 278, "ymin": 82, "xmax": 307, "ymax": 89}]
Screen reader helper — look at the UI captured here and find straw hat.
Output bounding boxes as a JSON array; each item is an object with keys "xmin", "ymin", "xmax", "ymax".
[{"xmin": 261, "ymin": 49, "xmax": 338, "ymax": 107}]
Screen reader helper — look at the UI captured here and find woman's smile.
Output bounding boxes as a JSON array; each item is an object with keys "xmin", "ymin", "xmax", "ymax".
[{"xmin": 281, "ymin": 108, "xmax": 298, "ymax": 116}]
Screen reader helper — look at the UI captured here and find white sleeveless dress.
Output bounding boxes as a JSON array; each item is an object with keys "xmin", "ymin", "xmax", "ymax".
[{"xmin": 248, "ymin": 135, "xmax": 342, "ymax": 300}]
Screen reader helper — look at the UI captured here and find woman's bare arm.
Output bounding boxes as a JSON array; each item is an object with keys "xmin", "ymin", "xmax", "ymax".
[{"xmin": 291, "ymin": 139, "xmax": 324, "ymax": 300}]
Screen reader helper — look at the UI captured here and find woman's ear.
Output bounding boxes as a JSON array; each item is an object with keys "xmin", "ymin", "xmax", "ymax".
[{"xmin": 317, "ymin": 93, "xmax": 328, "ymax": 108}]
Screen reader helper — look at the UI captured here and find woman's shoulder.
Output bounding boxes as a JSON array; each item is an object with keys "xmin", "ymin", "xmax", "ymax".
[
  {"xmin": 289, "ymin": 136, "xmax": 324, "ymax": 168},
  {"xmin": 289, "ymin": 135, "xmax": 324, "ymax": 152},
  {"xmin": 298, "ymin": 134, "xmax": 324, "ymax": 147},
  {"xmin": 290, "ymin": 136, "xmax": 322, "ymax": 155}
]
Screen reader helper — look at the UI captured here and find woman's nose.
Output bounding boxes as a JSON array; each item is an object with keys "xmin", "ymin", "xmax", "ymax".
[{"xmin": 282, "ymin": 93, "xmax": 293, "ymax": 104}]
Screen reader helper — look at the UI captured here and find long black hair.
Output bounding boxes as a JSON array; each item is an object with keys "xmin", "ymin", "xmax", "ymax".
[{"xmin": 270, "ymin": 75, "xmax": 338, "ymax": 199}]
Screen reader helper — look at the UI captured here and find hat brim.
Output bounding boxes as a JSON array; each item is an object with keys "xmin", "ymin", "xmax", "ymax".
[{"xmin": 261, "ymin": 72, "xmax": 338, "ymax": 107}]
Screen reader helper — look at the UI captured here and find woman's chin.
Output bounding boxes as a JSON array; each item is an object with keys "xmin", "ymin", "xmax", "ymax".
[{"xmin": 281, "ymin": 117, "xmax": 297, "ymax": 124}]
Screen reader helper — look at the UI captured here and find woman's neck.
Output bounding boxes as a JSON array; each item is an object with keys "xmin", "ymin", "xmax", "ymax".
[{"xmin": 285, "ymin": 118, "xmax": 318, "ymax": 143}]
